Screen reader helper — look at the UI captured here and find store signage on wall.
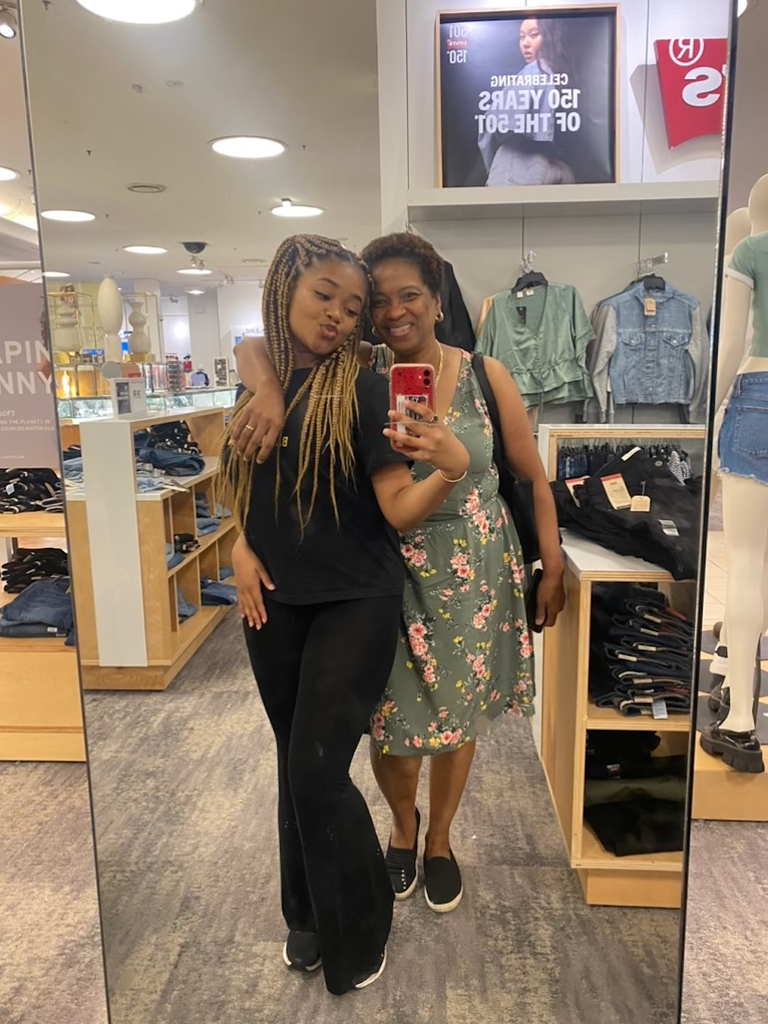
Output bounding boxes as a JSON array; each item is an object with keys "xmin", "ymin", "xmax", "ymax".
[
  {"xmin": 0, "ymin": 282, "xmax": 60, "ymax": 470},
  {"xmin": 654, "ymin": 38, "xmax": 728, "ymax": 149},
  {"xmin": 437, "ymin": 6, "xmax": 618, "ymax": 188}
]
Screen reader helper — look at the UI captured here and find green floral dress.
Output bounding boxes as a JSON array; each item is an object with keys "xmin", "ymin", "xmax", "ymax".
[{"xmin": 370, "ymin": 348, "xmax": 534, "ymax": 756}]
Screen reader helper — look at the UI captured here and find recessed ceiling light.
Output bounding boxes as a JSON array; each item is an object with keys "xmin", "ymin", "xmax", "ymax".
[
  {"xmin": 41, "ymin": 271, "xmax": 70, "ymax": 279},
  {"xmin": 211, "ymin": 136, "xmax": 286, "ymax": 159},
  {"xmin": 738, "ymin": 0, "xmax": 748, "ymax": 12},
  {"xmin": 41, "ymin": 209, "xmax": 97, "ymax": 222},
  {"xmin": 123, "ymin": 245, "xmax": 168, "ymax": 255},
  {"xmin": 127, "ymin": 183, "xmax": 167, "ymax": 194},
  {"xmin": 271, "ymin": 199, "xmax": 324, "ymax": 219},
  {"xmin": 74, "ymin": 1, "xmax": 200, "ymax": 24},
  {"xmin": 0, "ymin": 166, "xmax": 19, "ymax": 181},
  {"xmin": 0, "ymin": 7, "xmax": 17, "ymax": 39},
  {"xmin": 186, "ymin": 289, "xmax": 205, "ymax": 295},
  {"xmin": 178, "ymin": 268, "xmax": 212, "ymax": 276}
]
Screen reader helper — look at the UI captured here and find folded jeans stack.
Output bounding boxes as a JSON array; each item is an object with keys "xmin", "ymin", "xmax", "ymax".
[
  {"xmin": 0, "ymin": 468, "xmax": 61, "ymax": 514},
  {"xmin": 0, "ymin": 577, "xmax": 75, "ymax": 645},
  {"xmin": 176, "ymin": 587, "xmax": 198, "ymax": 622},
  {"xmin": 137, "ymin": 448, "xmax": 205, "ymax": 477},
  {"xmin": 2, "ymin": 548, "xmax": 69, "ymax": 593},
  {"xmin": 200, "ymin": 576, "xmax": 237, "ymax": 606},
  {"xmin": 589, "ymin": 583, "xmax": 693, "ymax": 717},
  {"xmin": 584, "ymin": 731, "xmax": 686, "ymax": 856},
  {"xmin": 552, "ymin": 448, "xmax": 700, "ymax": 579}
]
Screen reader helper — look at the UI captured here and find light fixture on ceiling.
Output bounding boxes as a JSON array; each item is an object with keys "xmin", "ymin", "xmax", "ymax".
[
  {"xmin": 210, "ymin": 136, "xmax": 286, "ymax": 159},
  {"xmin": 0, "ymin": 166, "xmax": 19, "ymax": 181},
  {"xmin": 738, "ymin": 0, "xmax": 748, "ymax": 13},
  {"xmin": 127, "ymin": 183, "xmax": 167, "ymax": 194},
  {"xmin": 186, "ymin": 289, "xmax": 205, "ymax": 295},
  {"xmin": 178, "ymin": 267, "xmax": 212, "ymax": 276},
  {"xmin": 271, "ymin": 199, "xmax": 324, "ymax": 219},
  {"xmin": 218, "ymin": 274, "xmax": 235, "ymax": 288},
  {"xmin": 41, "ymin": 209, "xmax": 97, "ymax": 222},
  {"xmin": 41, "ymin": 271, "xmax": 70, "ymax": 279},
  {"xmin": 0, "ymin": 5, "xmax": 17, "ymax": 40},
  {"xmin": 123, "ymin": 245, "xmax": 168, "ymax": 255},
  {"xmin": 74, "ymin": 1, "xmax": 201, "ymax": 25}
]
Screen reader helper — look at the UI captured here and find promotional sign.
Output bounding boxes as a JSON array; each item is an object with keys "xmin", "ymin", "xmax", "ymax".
[
  {"xmin": 438, "ymin": 6, "xmax": 618, "ymax": 188},
  {"xmin": 0, "ymin": 282, "xmax": 60, "ymax": 469},
  {"xmin": 654, "ymin": 38, "xmax": 728, "ymax": 149}
]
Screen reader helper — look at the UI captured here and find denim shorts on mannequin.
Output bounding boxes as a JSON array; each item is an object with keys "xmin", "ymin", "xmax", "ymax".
[{"xmin": 719, "ymin": 372, "xmax": 768, "ymax": 486}]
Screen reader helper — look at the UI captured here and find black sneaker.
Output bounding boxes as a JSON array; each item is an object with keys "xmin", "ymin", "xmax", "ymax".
[
  {"xmin": 700, "ymin": 723, "xmax": 765, "ymax": 774},
  {"xmin": 424, "ymin": 851, "xmax": 463, "ymax": 913},
  {"xmin": 709, "ymin": 643, "xmax": 729, "ymax": 679},
  {"xmin": 385, "ymin": 808, "xmax": 420, "ymax": 901},
  {"xmin": 352, "ymin": 949, "xmax": 387, "ymax": 990},
  {"xmin": 282, "ymin": 930, "xmax": 322, "ymax": 972}
]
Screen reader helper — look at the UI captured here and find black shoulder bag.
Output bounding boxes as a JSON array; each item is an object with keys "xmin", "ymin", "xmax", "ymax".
[{"xmin": 471, "ymin": 352, "xmax": 540, "ymax": 565}]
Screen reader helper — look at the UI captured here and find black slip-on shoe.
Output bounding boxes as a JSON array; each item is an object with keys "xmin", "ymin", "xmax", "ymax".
[
  {"xmin": 708, "ymin": 677, "xmax": 731, "ymax": 714},
  {"xmin": 386, "ymin": 808, "xmax": 420, "ymax": 901},
  {"xmin": 700, "ymin": 723, "xmax": 765, "ymax": 774},
  {"xmin": 424, "ymin": 850, "xmax": 463, "ymax": 913},
  {"xmin": 282, "ymin": 930, "xmax": 322, "ymax": 972}
]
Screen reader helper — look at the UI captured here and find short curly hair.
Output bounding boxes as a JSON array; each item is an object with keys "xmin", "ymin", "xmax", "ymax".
[{"xmin": 360, "ymin": 233, "xmax": 444, "ymax": 297}]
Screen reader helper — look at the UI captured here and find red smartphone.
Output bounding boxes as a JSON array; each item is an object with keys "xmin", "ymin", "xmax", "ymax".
[{"xmin": 389, "ymin": 362, "xmax": 435, "ymax": 451}]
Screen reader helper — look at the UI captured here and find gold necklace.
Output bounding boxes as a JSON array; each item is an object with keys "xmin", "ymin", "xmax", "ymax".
[{"xmin": 434, "ymin": 343, "xmax": 444, "ymax": 386}]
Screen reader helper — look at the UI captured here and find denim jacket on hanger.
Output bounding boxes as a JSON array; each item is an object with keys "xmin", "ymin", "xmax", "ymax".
[{"xmin": 589, "ymin": 281, "xmax": 709, "ymax": 422}]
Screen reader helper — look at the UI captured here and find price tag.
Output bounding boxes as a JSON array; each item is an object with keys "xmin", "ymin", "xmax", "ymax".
[
  {"xmin": 5, "ymin": 484, "xmax": 14, "ymax": 495},
  {"xmin": 565, "ymin": 475, "xmax": 588, "ymax": 506},
  {"xmin": 652, "ymin": 698, "xmax": 668, "ymax": 720},
  {"xmin": 630, "ymin": 494, "xmax": 651, "ymax": 512},
  {"xmin": 644, "ymin": 296, "xmax": 656, "ymax": 316},
  {"xmin": 601, "ymin": 473, "xmax": 632, "ymax": 509},
  {"xmin": 621, "ymin": 446, "xmax": 642, "ymax": 461}
]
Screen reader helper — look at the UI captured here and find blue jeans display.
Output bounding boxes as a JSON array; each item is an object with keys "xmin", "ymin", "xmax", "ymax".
[
  {"xmin": 719, "ymin": 372, "xmax": 768, "ymax": 486},
  {"xmin": 200, "ymin": 578, "xmax": 237, "ymax": 606},
  {"xmin": 176, "ymin": 588, "xmax": 198, "ymax": 621},
  {"xmin": 0, "ymin": 577, "xmax": 74, "ymax": 632}
]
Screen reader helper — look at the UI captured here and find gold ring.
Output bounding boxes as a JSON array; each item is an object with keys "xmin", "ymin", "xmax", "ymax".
[{"xmin": 244, "ymin": 424, "xmax": 256, "ymax": 432}]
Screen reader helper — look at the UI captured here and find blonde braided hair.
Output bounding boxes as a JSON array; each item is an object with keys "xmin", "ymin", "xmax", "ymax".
[{"xmin": 220, "ymin": 234, "xmax": 366, "ymax": 533}]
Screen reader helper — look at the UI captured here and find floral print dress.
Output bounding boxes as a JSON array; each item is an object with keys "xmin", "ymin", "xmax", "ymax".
[{"xmin": 370, "ymin": 348, "xmax": 534, "ymax": 756}]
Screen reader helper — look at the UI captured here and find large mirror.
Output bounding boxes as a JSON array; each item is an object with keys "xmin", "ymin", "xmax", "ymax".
[{"xmin": 18, "ymin": 0, "xmax": 738, "ymax": 1021}]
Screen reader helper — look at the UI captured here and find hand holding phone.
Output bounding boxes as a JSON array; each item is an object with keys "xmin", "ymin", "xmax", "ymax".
[{"xmin": 388, "ymin": 363, "xmax": 435, "ymax": 451}]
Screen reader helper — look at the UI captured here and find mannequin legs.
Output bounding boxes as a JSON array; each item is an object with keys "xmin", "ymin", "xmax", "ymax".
[{"xmin": 720, "ymin": 474, "xmax": 768, "ymax": 732}]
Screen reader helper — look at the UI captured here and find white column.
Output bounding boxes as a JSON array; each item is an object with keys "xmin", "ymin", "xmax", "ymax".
[{"xmin": 133, "ymin": 278, "xmax": 163, "ymax": 359}]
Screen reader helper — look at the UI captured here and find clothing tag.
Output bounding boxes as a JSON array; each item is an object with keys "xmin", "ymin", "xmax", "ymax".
[
  {"xmin": 601, "ymin": 473, "xmax": 632, "ymax": 509},
  {"xmin": 630, "ymin": 495, "xmax": 652, "ymax": 512},
  {"xmin": 644, "ymin": 296, "xmax": 656, "ymax": 316},
  {"xmin": 658, "ymin": 519, "xmax": 679, "ymax": 537},
  {"xmin": 652, "ymin": 698, "xmax": 669, "ymax": 720},
  {"xmin": 516, "ymin": 306, "xmax": 527, "ymax": 324},
  {"xmin": 621, "ymin": 446, "xmax": 642, "ymax": 461},
  {"xmin": 637, "ymin": 644, "xmax": 658, "ymax": 652},
  {"xmin": 525, "ymin": 287, "xmax": 535, "ymax": 296},
  {"xmin": 565, "ymin": 476, "xmax": 588, "ymax": 507},
  {"xmin": 617, "ymin": 652, "xmax": 637, "ymax": 662},
  {"xmin": 5, "ymin": 484, "xmax": 13, "ymax": 495},
  {"xmin": 516, "ymin": 290, "xmax": 524, "ymax": 299}
]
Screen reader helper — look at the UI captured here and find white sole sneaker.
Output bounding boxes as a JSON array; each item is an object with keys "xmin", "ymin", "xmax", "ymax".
[
  {"xmin": 425, "ymin": 886, "xmax": 464, "ymax": 914},
  {"xmin": 394, "ymin": 875, "xmax": 418, "ymax": 901},
  {"xmin": 353, "ymin": 949, "xmax": 387, "ymax": 990},
  {"xmin": 282, "ymin": 941, "xmax": 322, "ymax": 972}
]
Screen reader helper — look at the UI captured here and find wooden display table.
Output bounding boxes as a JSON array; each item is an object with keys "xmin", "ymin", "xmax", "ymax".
[
  {"xmin": 66, "ymin": 407, "xmax": 236, "ymax": 690},
  {"xmin": 541, "ymin": 533, "xmax": 692, "ymax": 909},
  {"xmin": 0, "ymin": 513, "xmax": 85, "ymax": 762}
]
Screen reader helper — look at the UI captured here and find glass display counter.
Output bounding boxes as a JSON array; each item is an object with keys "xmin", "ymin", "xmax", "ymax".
[{"xmin": 57, "ymin": 386, "xmax": 238, "ymax": 422}]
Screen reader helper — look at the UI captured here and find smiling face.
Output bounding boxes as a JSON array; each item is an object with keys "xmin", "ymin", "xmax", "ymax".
[
  {"xmin": 519, "ymin": 18, "xmax": 543, "ymax": 64},
  {"xmin": 287, "ymin": 257, "xmax": 367, "ymax": 365},
  {"xmin": 369, "ymin": 258, "xmax": 441, "ymax": 357}
]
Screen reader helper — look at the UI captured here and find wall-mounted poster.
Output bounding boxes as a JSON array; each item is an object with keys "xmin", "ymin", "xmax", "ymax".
[{"xmin": 438, "ymin": 6, "xmax": 618, "ymax": 188}]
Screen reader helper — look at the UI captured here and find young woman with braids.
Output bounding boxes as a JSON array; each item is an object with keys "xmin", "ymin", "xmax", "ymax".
[
  {"xmin": 234, "ymin": 233, "xmax": 564, "ymax": 919},
  {"xmin": 221, "ymin": 234, "xmax": 470, "ymax": 995}
]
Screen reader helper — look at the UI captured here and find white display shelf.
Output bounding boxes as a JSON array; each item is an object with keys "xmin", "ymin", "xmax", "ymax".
[
  {"xmin": 407, "ymin": 181, "xmax": 720, "ymax": 221},
  {"xmin": 561, "ymin": 531, "xmax": 676, "ymax": 584}
]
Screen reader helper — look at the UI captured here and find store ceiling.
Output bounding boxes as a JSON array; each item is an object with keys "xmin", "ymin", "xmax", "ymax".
[
  {"xmin": 0, "ymin": 28, "xmax": 39, "ymax": 272},
  {"xmin": 8, "ymin": 0, "xmax": 381, "ymax": 291}
]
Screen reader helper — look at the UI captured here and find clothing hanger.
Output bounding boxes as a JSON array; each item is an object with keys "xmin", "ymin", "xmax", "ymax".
[
  {"xmin": 513, "ymin": 249, "xmax": 547, "ymax": 291},
  {"xmin": 635, "ymin": 253, "xmax": 668, "ymax": 291}
]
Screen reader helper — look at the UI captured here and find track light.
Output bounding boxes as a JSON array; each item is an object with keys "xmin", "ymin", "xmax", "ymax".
[{"xmin": 0, "ymin": 5, "xmax": 17, "ymax": 40}]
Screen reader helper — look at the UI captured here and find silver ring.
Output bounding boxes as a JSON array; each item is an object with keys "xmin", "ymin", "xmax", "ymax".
[{"xmin": 243, "ymin": 424, "xmax": 256, "ymax": 432}]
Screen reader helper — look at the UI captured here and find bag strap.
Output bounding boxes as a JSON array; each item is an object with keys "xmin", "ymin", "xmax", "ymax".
[{"xmin": 471, "ymin": 352, "xmax": 503, "ymax": 468}]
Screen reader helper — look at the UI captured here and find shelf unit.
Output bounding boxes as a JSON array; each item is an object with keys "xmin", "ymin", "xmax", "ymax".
[
  {"xmin": 407, "ymin": 182, "xmax": 720, "ymax": 221},
  {"xmin": 535, "ymin": 424, "xmax": 704, "ymax": 908},
  {"xmin": 541, "ymin": 532, "xmax": 692, "ymax": 909},
  {"xmin": 65, "ymin": 407, "xmax": 236, "ymax": 690},
  {"xmin": 0, "ymin": 512, "xmax": 85, "ymax": 762}
]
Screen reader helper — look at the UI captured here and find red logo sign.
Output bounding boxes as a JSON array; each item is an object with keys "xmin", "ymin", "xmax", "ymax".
[{"xmin": 655, "ymin": 38, "xmax": 728, "ymax": 148}]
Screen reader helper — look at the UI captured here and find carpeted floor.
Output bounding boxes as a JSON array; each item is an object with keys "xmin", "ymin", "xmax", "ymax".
[
  {"xmin": 681, "ymin": 820, "xmax": 768, "ymax": 1024},
  {"xmin": 0, "ymin": 762, "xmax": 108, "ymax": 1024},
  {"xmin": 78, "ymin": 611, "xmax": 683, "ymax": 1024}
]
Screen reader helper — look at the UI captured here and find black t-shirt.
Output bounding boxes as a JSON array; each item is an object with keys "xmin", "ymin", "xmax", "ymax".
[{"xmin": 245, "ymin": 367, "xmax": 407, "ymax": 604}]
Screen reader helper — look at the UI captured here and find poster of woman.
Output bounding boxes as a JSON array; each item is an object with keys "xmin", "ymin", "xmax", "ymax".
[{"xmin": 438, "ymin": 6, "xmax": 618, "ymax": 188}]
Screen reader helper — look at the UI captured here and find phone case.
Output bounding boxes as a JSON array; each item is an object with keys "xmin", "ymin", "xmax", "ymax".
[
  {"xmin": 525, "ymin": 568, "xmax": 544, "ymax": 633},
  {"xmin": 389, "ymin": 363, "xmax": 436, "ymax": 451}
]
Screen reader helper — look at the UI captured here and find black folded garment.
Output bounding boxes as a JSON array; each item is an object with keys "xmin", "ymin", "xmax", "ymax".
[
  {"xmin": 2, "ymin": 547, "xmax": 70, "ymax": 593},
  {"xmin": 585, "ymin": 730, "xmax": 688, "ymax": 780},
  {"xmin": 553, "ymin": 449, "xmax": 700, "ymax": 579},
  {"xmin": 0, "ymin": 467, "xmax": 61, "ymax": 514},
  {"xmin": 585, "ymin": 798, "xmax": 685, "ymax": 856}
]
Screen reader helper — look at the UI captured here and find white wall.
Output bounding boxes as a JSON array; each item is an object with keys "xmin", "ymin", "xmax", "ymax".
[
  {"xmin": 217, "ymin": 283, "xmax": 264, "ymax": 355},
  {"xmin": 727, "ymin": 1, "xmax": 768, "ymax": 210},
  {"xmin": 186, "ymin": 289, "xmax": 221, "ymax": 375}
]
